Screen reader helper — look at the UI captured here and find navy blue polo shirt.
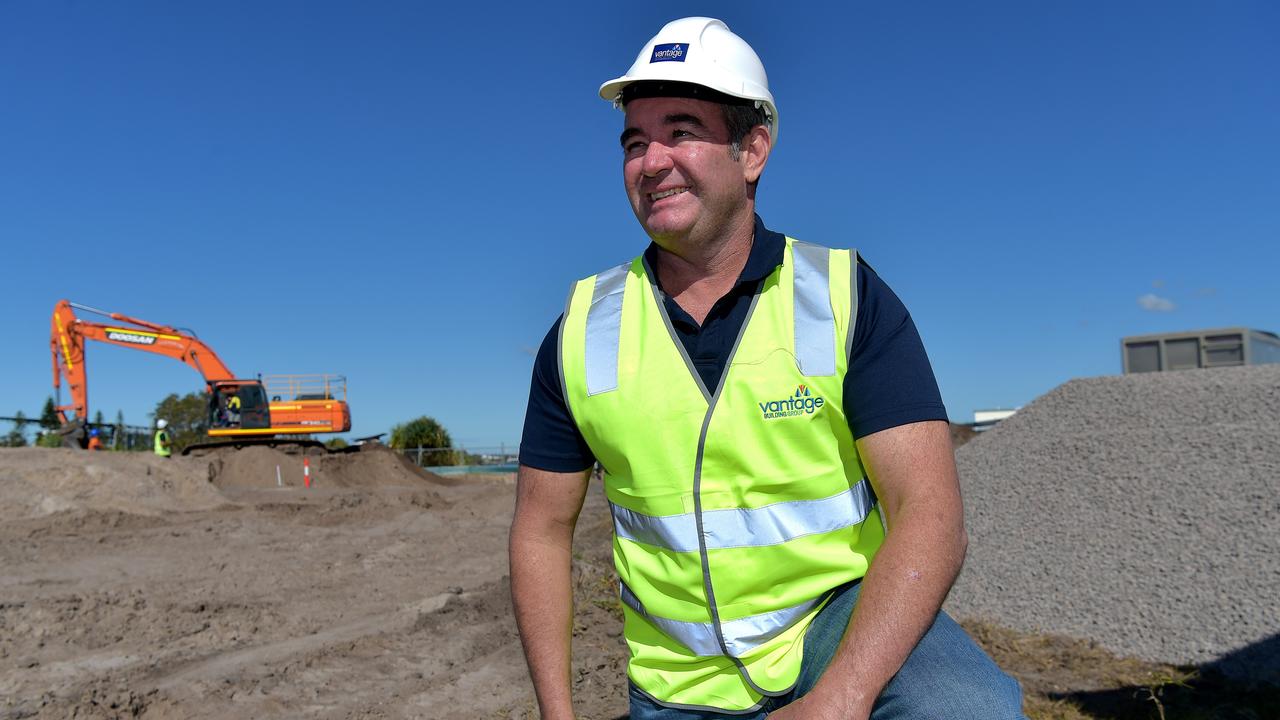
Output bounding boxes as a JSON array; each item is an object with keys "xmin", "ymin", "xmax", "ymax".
[{"xmin": 519, "ymin": 215, "xmax": 947, "ymax": 473}]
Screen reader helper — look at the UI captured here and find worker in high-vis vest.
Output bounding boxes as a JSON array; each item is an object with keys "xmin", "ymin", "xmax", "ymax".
[
  {"xmin": 153, "ymin": 418, "xmax": 172, "ymax": 458},
  {"xmin": 510, "ymin": 17, "xmax": 1026, "ymax": 720}
]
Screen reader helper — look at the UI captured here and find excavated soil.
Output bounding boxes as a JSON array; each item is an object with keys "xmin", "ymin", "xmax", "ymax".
[{"xmin": 0, "ymin": 445, "xmax": 627, "ymax": 720}]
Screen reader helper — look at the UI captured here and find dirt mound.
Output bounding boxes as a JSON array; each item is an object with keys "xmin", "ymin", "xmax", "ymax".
[
  {"xmin": 0, "ymin": 445, "xmax": 451, "ymax": 534},
  {"xmin": 201, "ymin": 444, "xmax": 450, "ymax": 490},
  {"xmin": 322, "ymin": 443, "xmax": 454, "ymax": 486},
  {"xmin": 0, "ymin": 447, "xmax": 227, "ymax": 522}
]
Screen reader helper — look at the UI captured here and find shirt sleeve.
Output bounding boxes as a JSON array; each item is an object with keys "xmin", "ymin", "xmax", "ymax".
[
  {"xmin": 518, "ymin": 316, "xmax": 597, "ymax": 472},
  {"xmin": 844, "ymin": 260, "xmax": 949, "ymax": 439}
]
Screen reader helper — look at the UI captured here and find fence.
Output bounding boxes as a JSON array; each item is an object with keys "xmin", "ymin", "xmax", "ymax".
[
  {"xmin": 395, "ymin": 445, "xmax": 519, "ymax": 473},
  {"xmin": 0, "ymin": 416, "xmax": 153, "ymax": 450},
  {"xmin": 0, "ymin": 417, "xmax": 520, "ymax": 467}
]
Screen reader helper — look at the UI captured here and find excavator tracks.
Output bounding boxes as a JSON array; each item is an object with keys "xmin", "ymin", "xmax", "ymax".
[{"xmin": 181, "ymin": 437, "xmax": 330, "ymax": 456}]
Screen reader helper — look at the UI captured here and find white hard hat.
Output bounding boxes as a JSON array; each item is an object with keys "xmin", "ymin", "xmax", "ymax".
[
  {"xmin": 156, "ymin": 419, "xmax": 168, "ymax": 429},
  {"xmin": 599, "ymin": 17, "xmax": 779, "ymax": 144}
]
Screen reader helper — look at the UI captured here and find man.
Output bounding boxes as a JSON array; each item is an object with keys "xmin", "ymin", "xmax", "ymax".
[
  {"xmin": 86, "ymin": 427, "xmax": 103, "ymax": 451},
  {"xmin": 510, "ymin": 17, "xmax": 1025, "ymax": 720},
  {"xmin": 226, "ymin": 391, "xmax": 242, "ymax": 427},
  {"xmin": 154, "ymin": 418, "xmax": 172, "ymax": 458}
]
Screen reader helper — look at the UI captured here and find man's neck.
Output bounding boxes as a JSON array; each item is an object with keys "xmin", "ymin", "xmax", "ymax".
[{"xmin": 652, "ymin": 210, "xmax": 755, "ymax": 327}]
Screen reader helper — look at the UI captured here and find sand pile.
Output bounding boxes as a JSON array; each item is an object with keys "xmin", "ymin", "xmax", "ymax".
[
  {"xmin": 202, "ymin": 443, "xmax": 447, "ymax": 490},
  {"xmin": 0, "ymin": 447, "xmax": 227, "ymax": 521},
  {"xmin": 320, "ymin": 443, "xmax": 453, "ymax": 486},
  {"xmin": 0, "ymin": 444, "xmax": 449, "ymax": 526},
  {"xmin": 946, "ymin": 364, "xmax": 1280, "ymax": 684}
]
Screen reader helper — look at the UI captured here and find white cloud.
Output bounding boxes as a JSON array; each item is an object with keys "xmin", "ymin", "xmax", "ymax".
[{"xmin": 1138, "ymin": 293, "xmax": 1176, "ymax": 312}]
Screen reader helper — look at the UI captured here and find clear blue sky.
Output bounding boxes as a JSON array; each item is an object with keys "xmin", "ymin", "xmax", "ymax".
[{"xmin": 3, "ymin": 1, "xmax": 1277, "ymax": 449}]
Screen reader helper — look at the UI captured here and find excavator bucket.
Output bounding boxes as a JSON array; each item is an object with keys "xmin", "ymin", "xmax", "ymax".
[{"xmin": 58, "ymin": 418, "xmax": 88, "ymax": 449}]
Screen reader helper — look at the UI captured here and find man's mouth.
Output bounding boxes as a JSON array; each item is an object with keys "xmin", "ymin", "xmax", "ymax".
[{"xmin": 649, "ymin": 187, "xmax": 688, "ymax": 201}]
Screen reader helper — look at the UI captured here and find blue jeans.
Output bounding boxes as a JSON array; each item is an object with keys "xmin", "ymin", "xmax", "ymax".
[{"xmin": 628, "ymin": 581, "xmax": 1026, "ymax": 719}]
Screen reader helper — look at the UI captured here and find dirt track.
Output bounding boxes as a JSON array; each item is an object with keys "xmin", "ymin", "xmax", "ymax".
[{"xmin": 0, "ymin": 446, "xmax": 626, "ymax": 720}]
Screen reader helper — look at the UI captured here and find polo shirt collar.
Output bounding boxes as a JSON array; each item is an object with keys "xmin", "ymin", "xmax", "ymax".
[
  {"xmin": 643, "ymin": 214, "xmax": 785, "ymax": 290},
  {"xmin": 740, "ymin": 214, "xmax": 786, "ymax": 284}
]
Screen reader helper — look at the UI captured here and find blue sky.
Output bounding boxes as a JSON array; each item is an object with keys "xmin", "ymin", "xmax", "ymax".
[{"xmin": 2, "ymin": 1, "xmax": 1277, "ymax": 450}]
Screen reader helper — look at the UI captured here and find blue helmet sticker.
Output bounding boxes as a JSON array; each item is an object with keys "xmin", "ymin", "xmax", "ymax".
[{"xmin": 650, "ymin": 43, "xmax": 687, "ymax": 63}]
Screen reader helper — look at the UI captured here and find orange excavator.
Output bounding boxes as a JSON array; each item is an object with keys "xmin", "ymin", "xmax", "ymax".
[{"xmin": 50, "ymin": 300, "xmax": 351, "ymax": 453}]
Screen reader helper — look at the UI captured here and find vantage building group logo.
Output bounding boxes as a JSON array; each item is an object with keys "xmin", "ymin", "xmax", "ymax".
[
  {"xmin": 759, "ymin": 384, "xmax": 825, "ymax": 420},
  {"xmin": 650, "ymin": 43, "xmax": 686, "ymax": 63}
]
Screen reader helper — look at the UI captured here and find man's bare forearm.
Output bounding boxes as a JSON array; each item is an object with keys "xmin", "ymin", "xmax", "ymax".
[
  {"xmin": 511, "ymin": 523, "xmax": 576, "ymax": 718},
  {"xmin": 800, "ymin": 504, "xmax": 965, "ymax": 717},
  {"xmin": 776, "ymin": 421, "xmax": 966, "ymax": 719},
  {"xmin": 509, "ymin": 465, "xmax": 590, "ymax": 720}
]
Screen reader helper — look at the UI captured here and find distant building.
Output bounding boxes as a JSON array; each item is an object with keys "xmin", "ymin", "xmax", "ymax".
[
  {"xmin": 973, "ymin": 408, "xmax": 1017, "ymax": 432},
  {"xmin": 1121, "ymin": 328, "xmax": 1280, "ymax": 374}
]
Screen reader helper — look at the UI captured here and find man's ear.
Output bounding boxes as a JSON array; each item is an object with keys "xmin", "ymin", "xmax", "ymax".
[{"xmin": 742, "ymin": 125, "xmax": 772, "ymax": 183}]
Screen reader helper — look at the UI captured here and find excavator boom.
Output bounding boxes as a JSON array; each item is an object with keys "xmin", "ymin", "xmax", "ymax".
[
  {"xmin": 49, "ymin": 300, "xmax": 351, "ymax": 448},
  {"xmin": 51, "ymin": 300, "xmax": 237, "ymax": 424}
]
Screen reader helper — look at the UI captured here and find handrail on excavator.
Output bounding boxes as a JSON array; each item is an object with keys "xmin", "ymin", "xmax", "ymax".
[{"xmin": 263, "ymin": 374, "xmax": 349, "ymax": 403}]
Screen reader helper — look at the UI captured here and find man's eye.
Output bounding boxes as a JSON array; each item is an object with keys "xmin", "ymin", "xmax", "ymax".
[{"xmin": 625, "ymin": 142, "xmax": 646, "ymax": 154}]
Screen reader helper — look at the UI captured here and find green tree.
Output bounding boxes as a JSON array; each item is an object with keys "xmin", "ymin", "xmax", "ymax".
[
  {"xmin": 324, "ymin": 437, "xmax": 349, "ymax": 450},
  {"xmin": 36, "ymin": 430, "xmax": 63, "ymax": 448},
  {"xmin": 39, "ymin": 397, "xmax": 60, "ymax": 431},
  {"xmin": 3, "ymin": 410, "xmax": 29, "ymax": 447},
  {"xmin": 389, "ymin": 416, "xmax": 457, "ymax": 466},
  {"xmin": 113, "ymin": 410, "xmax": 125, "ymax": 451},
  {"xmin": 152, "ymin": 392, "xmax": 210, "ymax": 452}
]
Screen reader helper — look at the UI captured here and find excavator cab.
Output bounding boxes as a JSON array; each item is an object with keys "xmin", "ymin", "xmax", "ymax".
[{"xmin": 210, "ymin": 381, "xmax": 270, "ymax": 430}]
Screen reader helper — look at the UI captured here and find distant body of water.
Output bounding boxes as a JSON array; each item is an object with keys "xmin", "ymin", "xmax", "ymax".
[{"xmin": 427, "ymin": 463, "xmax": 517, "ymax": 476}]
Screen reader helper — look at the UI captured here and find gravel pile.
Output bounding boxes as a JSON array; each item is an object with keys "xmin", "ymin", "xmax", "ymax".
[{"xmin": 945, "ymin": 364, "xmax": 1280, "ymax": 685}]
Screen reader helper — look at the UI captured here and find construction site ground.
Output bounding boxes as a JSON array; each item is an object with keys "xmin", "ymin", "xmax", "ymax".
[{"xmin": 0, "ymin": 445, "xmax": 1272, "ymax": 720}]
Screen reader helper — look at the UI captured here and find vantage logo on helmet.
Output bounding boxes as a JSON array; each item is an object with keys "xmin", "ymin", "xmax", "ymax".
[
  {"xmin": 759, "ymin": 384, "xmax": 825, "ymax": 420},
  {"xmin": 650, "ymin": 43, "xmax": 686, "ymax": 63}
]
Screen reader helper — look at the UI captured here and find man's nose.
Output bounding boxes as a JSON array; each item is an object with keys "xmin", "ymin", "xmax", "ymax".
[{"xmin": 641, "ymin": 141, "xmax": 674, "ymax": 177}]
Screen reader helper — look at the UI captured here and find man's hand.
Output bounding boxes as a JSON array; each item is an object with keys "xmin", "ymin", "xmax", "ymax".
[{"xmin": 509, "ymin": 464, "xmax": 592, "ymax": 720}]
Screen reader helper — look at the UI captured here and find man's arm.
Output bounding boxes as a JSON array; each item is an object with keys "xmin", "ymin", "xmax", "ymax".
[
  {"xmin": 771, "ymin": 419, "xmax": 966, "ymax": 720},
  {"xmin": 509, "ymin": 463, "xmax": 593, "ymax": 720}
]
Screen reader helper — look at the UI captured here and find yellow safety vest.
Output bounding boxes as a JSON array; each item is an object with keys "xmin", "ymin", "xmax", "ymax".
[
  {"xmin": 154, "ymin": 429, "xmax": 171, "ymax": 457},
  {"xmin": 560, "ymin": 238, "xmax": 885, "ymax": 712}
]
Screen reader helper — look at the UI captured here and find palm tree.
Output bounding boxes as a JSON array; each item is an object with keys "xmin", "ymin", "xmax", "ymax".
[{"xmin": 389, "ymin": 416, "xmax": 457, "ymax": 466}]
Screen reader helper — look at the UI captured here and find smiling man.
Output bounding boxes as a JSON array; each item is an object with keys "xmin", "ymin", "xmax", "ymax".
[{"xmin": 510, "ymin": 17, "xmax": 1026, "ymax": 720}]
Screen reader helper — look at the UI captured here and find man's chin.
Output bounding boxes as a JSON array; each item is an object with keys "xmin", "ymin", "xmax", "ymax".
[
  {"xmin": 639, "ymin": 214, "xmax": 693, "ymax": 242},
  {"xmin": 643, "ymin": 225, "xmax": 690, "ymax": 246}
]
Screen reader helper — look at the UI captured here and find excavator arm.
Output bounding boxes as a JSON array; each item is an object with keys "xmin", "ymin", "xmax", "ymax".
[
  {"xmin": 49, "ymin": 299, "xmax": 351, "ymax": 451},
  {"xmin": 50, "ymin": 300, "xmax": 237, "ymax": 426}
]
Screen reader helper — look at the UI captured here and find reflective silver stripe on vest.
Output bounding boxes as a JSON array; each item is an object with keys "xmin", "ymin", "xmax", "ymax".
[
  {"xmin": 612, "ymin": 479, "xmax": 875, "ymax": 552},
  {"xmin": 620, "ymin": 580, "xmax": 826, "ymax": 658},
  {"xmin": 584, "ymin": 263, "xmax": 629, "ymax": 395},
  {"xmin": 791, "ymin": 242, "xmax": 836, "ymax": 377}
]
